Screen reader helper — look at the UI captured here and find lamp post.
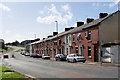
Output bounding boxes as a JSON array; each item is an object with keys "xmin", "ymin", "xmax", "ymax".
[{"xmin": 55, "ymin": 21, "xmax": 58, "ymax": 54}]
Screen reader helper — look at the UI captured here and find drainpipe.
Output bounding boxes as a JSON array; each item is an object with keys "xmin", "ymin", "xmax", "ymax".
[{"xmin": 98, "ymin": 24, "xmax": 102, "ymax": 66}]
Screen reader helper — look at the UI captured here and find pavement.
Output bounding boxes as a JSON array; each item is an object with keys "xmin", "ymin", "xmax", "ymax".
[{"xmin": 50, "ymin": 58, "xmax": 120, "ymax": 68}]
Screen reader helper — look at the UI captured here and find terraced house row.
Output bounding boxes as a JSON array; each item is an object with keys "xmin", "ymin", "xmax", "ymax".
[{"xmin": 26, "ymin": 11, "xmax": 120, "ymax": 63}]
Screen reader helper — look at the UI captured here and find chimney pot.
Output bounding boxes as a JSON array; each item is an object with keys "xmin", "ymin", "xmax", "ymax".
[
  {"xmin": 53, "ymin": 32, "xmax": 58, "ymax": 36},
  {"xmin": 86, "ymin": 18, "xmax": 94, "ymax": 23},
  {"xmin": 47, "ymin": 35, "xmax": 53, "ymax": 38},
  {"xmin": 65, "ymin": 28, "xmax": 71, "ymax": 31},
  {"xmin": 99, "ymin": 13, "xmax": 108, "ymax": 18},
  {"xmin": 77, "ymin": 22, "xmax": 84, "ymax": 27},
  {"xmin": 70, "ymin": 27, "xmax": 74, "ymax": 29}
]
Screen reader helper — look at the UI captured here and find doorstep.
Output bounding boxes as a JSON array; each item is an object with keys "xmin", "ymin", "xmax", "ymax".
[
  {"xmin": 84, "ymin": 61, "xmax": 98, "ymax": 65},
  {"xmin": 84, "ymin": 61, "xmax": 120, "ymax": 67},
  {"xmin": 101, "ymin": 63, "xmax": 120, "ymax": 67},
  {"xmin": 50, "ymin": 58, "xmax": 55, "ymax": 61}
]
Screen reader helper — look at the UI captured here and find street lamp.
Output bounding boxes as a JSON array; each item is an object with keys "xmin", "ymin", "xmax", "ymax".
[{"xmin": 55, "ymin": 21, "xmax": 58, "ymax": 54}]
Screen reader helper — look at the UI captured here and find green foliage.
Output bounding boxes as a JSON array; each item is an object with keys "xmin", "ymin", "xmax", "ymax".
[
  {"xmin": 7, "ymin": 47, "xmax": 14, "ymax": 52},
  {"xmin": 0, "ymin": 47, "xmax": 14, "ymax": 52},
  {"xmin": 0, "ymin": 49, "xmax": 7, "ymax": 52}
]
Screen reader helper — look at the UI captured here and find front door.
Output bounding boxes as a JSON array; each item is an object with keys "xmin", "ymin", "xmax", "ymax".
[{"xmin": 94, "ymin": 46, "xmax": 98, "ymax": 62}]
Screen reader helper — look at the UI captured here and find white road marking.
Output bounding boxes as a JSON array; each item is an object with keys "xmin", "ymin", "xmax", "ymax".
[{"xmin": 24, "ymin": 74, "xmax": 36, "ymax": 78}]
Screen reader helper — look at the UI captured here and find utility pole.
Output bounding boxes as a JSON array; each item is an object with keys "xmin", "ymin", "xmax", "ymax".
[
  {"xmin": 99, "ymin": 40, "xmax": 103, "ymax": 66},
  {"xmin": 34, "ymin": 34, "xmax": 36, "ymax": 39},
  {"xmin": 55, "ymin": 21, "xmax": 58, "ymax": 55}
]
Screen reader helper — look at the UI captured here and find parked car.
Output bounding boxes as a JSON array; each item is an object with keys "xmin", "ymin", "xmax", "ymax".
[
  {"xmin": 30, "ymin": 53, "xmax": 42, "ymax": 58},
  {"xmin": 42, "ymin": 54, "xmax": 50, "ymax": 59},
  {"xmin": 24, "ymin": 52, "xmax": 30, "ymax": 56},
  {"xmin": 3, "ymin": 54, "xmax": 9, "ymax": 59},
  {"xmin": 66, "ymin": 54, "xmax": 86, "ymax": 63},
  {"xmin": 55, "ymin": 54, "xmax": 66, "ymax": 61},
  {"xmin": 21, "ymin": 51, "xmax": 25, "ymax": 55}
]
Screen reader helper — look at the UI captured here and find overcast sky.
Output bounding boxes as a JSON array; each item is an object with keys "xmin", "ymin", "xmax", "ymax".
[{"xmin": 0, "ymin": 0, "xmax": 119, "ymax": 43}]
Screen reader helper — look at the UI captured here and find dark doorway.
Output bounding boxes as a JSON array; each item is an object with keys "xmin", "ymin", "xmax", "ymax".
[{"xmin": 94, "ymin": 46, "xmax": 98, "ymax": 62}]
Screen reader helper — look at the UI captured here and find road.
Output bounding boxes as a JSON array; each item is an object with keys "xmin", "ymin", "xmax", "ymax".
[{"xmin": 0, "ymin": 46, "xmax": 119, "ymax": 78}]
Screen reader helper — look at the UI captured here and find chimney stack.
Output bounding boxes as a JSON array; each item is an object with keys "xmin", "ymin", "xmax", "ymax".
[
  {"xmin": 99, "ymin": 13, "xmax": 108, "ymax": 18},
  {"xmin": 86, "ymin": 18, "xmax": 94, "ymax": 23},
  {"xmin": 65, "ymin": 28, "xmax": 71, "ymax": 31},
  {"xmin": 77, "ymin": 22, "xmax": 84, "ymax": 27},
  {"xmin": 70, "ymin": 27, "xmax": 74, "ymax": 29},
  {"xmin": 53, "ymin": 32, "xmax": 58, "ymax": 36},
  {"xmin": 47, "ymin": 35, "xmax": 53, "ymax": 38}
]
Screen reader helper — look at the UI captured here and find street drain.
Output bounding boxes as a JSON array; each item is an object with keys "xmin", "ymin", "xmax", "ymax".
[
  {"xmin": 3, "ymin": 70, "xmax": 14, "ymax": 74},
  {"xmin": 4, "ymin": 72, "xmax": 14, "ymax": 74}
]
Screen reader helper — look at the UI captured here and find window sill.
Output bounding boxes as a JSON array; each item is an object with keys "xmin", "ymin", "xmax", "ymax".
[
  {"xmin": 88, "ymin": 56, "xmax": 92, "ymax": 59},
  {"xmin": 88, "ymin": 40, "xmax": 92, "ymax": 43},
  {"xmin": 78, "ymin": 40, "xmax": 81, "ymax": 42},
  {"xmin": 72, "ymin": 41, "xmax": 75, "ymax": 43}
]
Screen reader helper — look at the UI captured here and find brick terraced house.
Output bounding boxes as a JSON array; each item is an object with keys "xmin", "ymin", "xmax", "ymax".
[{"xmin": 25, "ymin": 11, "xmax": 120, "ymax": 62}]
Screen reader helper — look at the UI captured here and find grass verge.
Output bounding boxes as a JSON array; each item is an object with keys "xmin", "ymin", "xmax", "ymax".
[
  {"xmin": 0, "ymin": 66, "xmax": 25, "ymax": 79},
  {"xmin": 0, "ymin": 47, "xmax": 14, "ymax": 52}
]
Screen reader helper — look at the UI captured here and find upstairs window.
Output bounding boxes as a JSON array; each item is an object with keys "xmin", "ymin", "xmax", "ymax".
[
  {"xmin": 88, "ymin": 30, "xmax": 91, "ymax": 40},
  {"xmin": 85, "ymin": 32, "xmax": 87, "ymax": 37},
  {"xmin": 66, "ymin": 35, "xmax": 68, "ymax": 43},
  {"xmin": 78, "ymin": 33, "xmax": 81, "ymax": 41},
  {"xmin": 50, "ymin": 40, "xmax": 52, "ymax": 46},
  {"xmin": 54, "ymin": 40, "xmax": 57, "ymax": 46},
  {"xmin": 59, "ymin": 38, "xmax": 61, "ymax": 45},
  {"xmin": 69, "ymin": 35, "xmax": 71, "ymax": 43},
  {"xmin": 73, "ymin": 34, "xmax": 75, "ymax": 42}
]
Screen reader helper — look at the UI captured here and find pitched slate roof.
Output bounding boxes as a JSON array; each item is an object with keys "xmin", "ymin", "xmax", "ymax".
[{"xmin": 27, "ymin": 10, "xmax": 119, "ymax": 45}]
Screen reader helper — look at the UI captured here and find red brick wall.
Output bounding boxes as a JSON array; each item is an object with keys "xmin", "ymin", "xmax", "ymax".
[
  {"xmin": 71, "ymin": 26, "xmax": 99, "ymax": 62},
  {"xmin": 26, "ymin": 25, "xmax": 99, "ymax": 62}
]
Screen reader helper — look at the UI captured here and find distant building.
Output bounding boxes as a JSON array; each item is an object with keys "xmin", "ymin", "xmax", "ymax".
[
  {"xmin": 21, "ymin": 40, "xmax": 31, "ymax": 45},
  {"xmin": 21, "ymin": 38, "xmax": 40, "ymax": 46},
  {"xmin": 0, "ymin": 39, "xmax": 5, "ymax": 49}
]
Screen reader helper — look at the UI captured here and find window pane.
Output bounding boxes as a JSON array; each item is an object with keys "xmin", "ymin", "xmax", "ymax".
[
  {"xmin": 78, "ymin": 33, "xmax": 81, "ymax": 41},
  {"xmin": 88, "ymin": 46, "xmax": 91, "ymax": 56},
  {"xmin": 73, "ymin": 34, "xmax": 75, "ymax": 42},
  {"xmin": 85, "ymin": 32, "xmax": 86, "ymax": 37},
  {"xmin": 88, "ymin": 30, "xmax": 91, "ymax": 40},
  {"xmin": 75, "ymin": 47, "xmax": 78, "ymax": 53}
]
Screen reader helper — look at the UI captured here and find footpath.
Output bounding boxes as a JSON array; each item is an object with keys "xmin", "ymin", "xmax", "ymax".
[
  {"xmin": 84, "ymin": 61, "xmax": 120, "ymax": 68},
  {"xmin": 50, "ymin": 58, "xmax": 120, "ymax": 68}
]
